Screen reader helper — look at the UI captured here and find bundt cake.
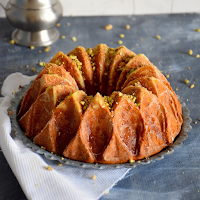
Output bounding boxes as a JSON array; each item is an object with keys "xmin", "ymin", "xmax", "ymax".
[{"xmin": 18, "ymin": 44, "xmax": 183, "ymax": 164}]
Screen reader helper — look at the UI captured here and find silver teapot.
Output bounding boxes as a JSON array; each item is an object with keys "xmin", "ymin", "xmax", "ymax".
[{"xmin": 1, "ymin": 0, "xmax": 63, "ymax": 46}]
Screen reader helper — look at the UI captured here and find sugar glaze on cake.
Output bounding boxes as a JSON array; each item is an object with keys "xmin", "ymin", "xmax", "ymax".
[{"xmin": 18, "ymin": 44, "xmax": 183, "ymax": 164}]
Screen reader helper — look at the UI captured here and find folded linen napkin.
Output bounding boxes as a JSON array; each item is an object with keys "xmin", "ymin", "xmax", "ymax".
[{"xmin": 0, "ymin": 73, "xmax": 131, "ymax": 200}]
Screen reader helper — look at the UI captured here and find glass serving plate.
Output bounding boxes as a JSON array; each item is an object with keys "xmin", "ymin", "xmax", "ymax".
[{"xmin": 8, "ymin": 83, "xmax": 192, "ymax": 169}]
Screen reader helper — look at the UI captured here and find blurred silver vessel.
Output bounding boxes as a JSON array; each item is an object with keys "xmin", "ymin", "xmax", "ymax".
[{"xmin": 1, "ymin": 0, "xmax": 62, "ymax": 46}]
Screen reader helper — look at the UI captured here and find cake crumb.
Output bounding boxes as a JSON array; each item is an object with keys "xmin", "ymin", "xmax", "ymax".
[
  {"xmin": 58, "ymin": 163, "xmax": 62, "ymax": 166},
  {"xmin": 61, "ymin": 157, "xmax": 64, "ymax": 160},
  {"xmin": 67, "ymin": 22, "xmax": 70, "ymax": 26},
  {"xmin": 118, "ymin": 40, "xmax": 123, "ymax": 45},
  {"xmin": 57, "ymin": 23, "xmax": 60, "ymax": 27},
  {"xmin": 175, "ymin": 88, "xmax": 178, "ymax": 91},
  {"xmin": 8, "ymin": 110, "xmax": 13, "ymax": 115},
  {"xmin": 61, "ymin": 35, "xmax": 66, "ymax": 39},
  {"xmin": 92, "ymin": 175, "xmax": 96, "ymax": 180},
  {"xmin": 190, "ymin": 84, "xmax": 194, "ymax": 88},
  {"xmin": 119, "ymin": 34, "xmax": 125, "ymax": 38},
  {"xmin": 156, "ymin": 35, "xmax": 161, "ymax": 40},
  {"xmin": 30, "ymin": 46, "xmax": 35, "ymax": 50},
  {"xmin": 46, "ymin": 166, "xmax": 53, "ymax": 171},
  {"xmin": 188, "ymin": 49, "xmax": 193, "ymax": 55},
  {"xmin": 26, "ymin": 65, "xmax": 29, "ymax": 68},
  {"xmin": 39, "ymin": 50, "xmax": 42, "ymax": 53},
  {"xmin": 195, "ymin": 29, "xmax": 200, "ymax": 32},
  {"xmin": 126, "ymin": 25, "xmax": 130, "ymax": 30},
  {"xmin": 105, "ymin": 24, "xmax": 113, "ymax": 30},
  {"xmin": 72, "ymin": 37, "xmax": 77, "ymax": 42},
  {"xmin": 105, "ymin": 190, "xmax": 109, "ymax": 194},
  {"xmin": 182, "ymin": 172, "xmax": 184, "ymax": 174},
  {"xmin": 194, "ymin": 121, "xmax": 197, "ymax": 124},
  {"xmin": 166, "ymin": 75, "xmax": 170, "ymax": 78},
  {"xmin": 35, "ymin": 184, "xmax": 38, "ymax": 187},
  {"xmin": 185, "ymin": 78, "xmax": 190, "ymax": 84},
  {"xmin": 187, "ymin": 66, "xmax": 190, "ymax": 70},
  {"xmin": 196, "ymin": 54, "xmax": 200, "ymax": 58},
  {"xmin": 41, "ymin": 146, "xmax": 46, "ymax": 150}
]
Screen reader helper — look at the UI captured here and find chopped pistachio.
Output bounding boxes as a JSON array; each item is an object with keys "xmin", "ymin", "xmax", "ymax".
[
  {"xmin": 156, "ymin": 35, "xmax": 161, "ymax": 40},
  {"xmin": 185, "ymin": 78, "xmax": 190, "ymax": 84},
  {"xmin": 46, "ymin": 166, "xmax": 53, "ymax": 171},
  {"xmin": 126, "ymin": 68, "xmax": 135, "ymax": 78},
  {"xmin": 80, "ymin": 101, "xmax": 85, "ymax": 105},
  {"xmin": 72, "ymin": 37, "xmax": 77, "ymax": 42},
  {"xmin": 10, "ymin": 39, "xmax": 15, "ymax": 44},
  {"xmin": 119, "ymin": 34, "xmax": 125, "ymax": 38},
  {"xmin": 31, "ymin": 67, "xmax": 36, "ymax": 72},
  {"xmin": 44, "ymin": 46, "xmax": 50, "ymax": 52},
  {"xmin": 39, "ymin": 61, "xmax": 46, "ymax": 66},
  {"xmin": 188, "ymin": 49, "xmax": 193, "ymax": 55},
  {"xmin": 118, "ymin": 40, "xmax": 123, "ymax": 45},
  {"xmin": 105, "ymin": 190, "xmax": 109, "ymax": 194}
]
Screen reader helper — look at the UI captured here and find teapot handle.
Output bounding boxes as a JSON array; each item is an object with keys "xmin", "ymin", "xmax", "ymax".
[{"xmin": 0, "ymin": 2, "xmax": 5, "ymax": 10}]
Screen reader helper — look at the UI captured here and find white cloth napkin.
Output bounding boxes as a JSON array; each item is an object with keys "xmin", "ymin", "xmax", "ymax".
[{"xmin": 0, "ymin": 73, "xmax": 131, "ymax": 200}]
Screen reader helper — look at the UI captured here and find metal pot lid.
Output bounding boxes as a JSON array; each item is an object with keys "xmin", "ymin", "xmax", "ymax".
[{"xmin": 8, "ymin": 0, "xmax": 58, "ymax": 10}]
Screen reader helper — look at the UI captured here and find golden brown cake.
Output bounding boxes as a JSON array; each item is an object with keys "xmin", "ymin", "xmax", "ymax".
[{"xmin": 18, "ymin": 44, "xmax": 183, "ymax": 164}]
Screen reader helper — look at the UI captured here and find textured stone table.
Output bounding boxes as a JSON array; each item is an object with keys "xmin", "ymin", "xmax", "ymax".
[{"xmin": 0, "ymin": 14, "xmax": 200, "ymax": 200}]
